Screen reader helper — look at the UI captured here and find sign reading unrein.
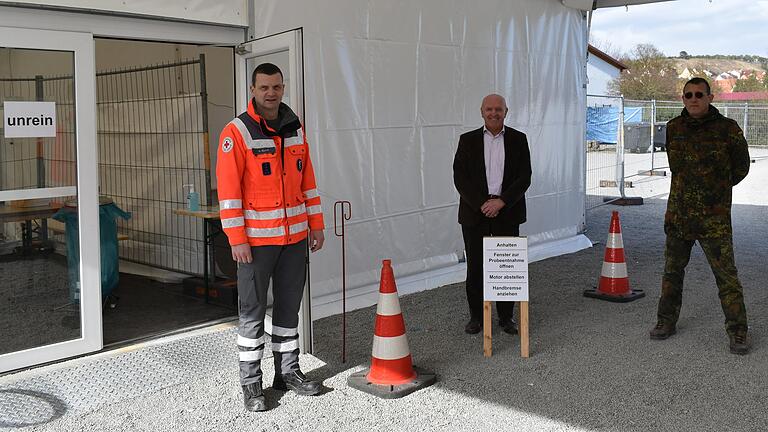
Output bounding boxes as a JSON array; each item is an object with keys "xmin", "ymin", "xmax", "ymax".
[
  {"xmin": 3, "ymin": 101, "xmax": 56, "ymax": 138},
  {"xmin": 483, "ymin": 237, "xmax": 529, "ymax": 302}
]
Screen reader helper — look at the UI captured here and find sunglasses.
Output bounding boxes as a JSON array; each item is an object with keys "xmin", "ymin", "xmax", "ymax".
[{"xmin": 683, "ymin": 91, "xmax": 707, "ymax": 99}]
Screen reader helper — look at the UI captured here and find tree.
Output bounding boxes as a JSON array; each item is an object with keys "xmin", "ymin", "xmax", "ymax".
[
  {"xmin": 589, "ymin": 36, "xmax": 623, "ymax": 60},
  {"xmin": 732, "ymin": 75, "xmax": 766, "ymax": 92},
  {"xmin": 608, "ymin": 44, "xmax": 678, "ymax": 100},
  {"xmin": 679, "ymin": 51, "xmax": 691, "ymax": 59}
]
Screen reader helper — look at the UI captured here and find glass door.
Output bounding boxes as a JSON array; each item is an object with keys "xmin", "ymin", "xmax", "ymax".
[
  {"xmin": 0, "ymin": 27, "xmax": 100, "ymax": 372},
  {"xmin": 235, "ymin": 29, "xmax": 313, "ymax": 353}
]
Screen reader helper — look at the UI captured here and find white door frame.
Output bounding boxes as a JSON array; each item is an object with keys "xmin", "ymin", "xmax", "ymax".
[
  {"xmin": 236, "ymin": 29, "xmax": 313, "ymax": 354},
  {"xmin": 0, "ymin": 26, "xmax": 101, "ymax": 373}
]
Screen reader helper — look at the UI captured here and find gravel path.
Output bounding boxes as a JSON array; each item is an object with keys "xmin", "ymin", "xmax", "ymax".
[{"xmin": 2, "ymin": 194, "xmax": 766, "ymax": 432}]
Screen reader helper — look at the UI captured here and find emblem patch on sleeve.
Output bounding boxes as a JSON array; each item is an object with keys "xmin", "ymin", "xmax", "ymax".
[{"xmin": 222, "ymin": 137, "xmax": 234, "ymax": 153}]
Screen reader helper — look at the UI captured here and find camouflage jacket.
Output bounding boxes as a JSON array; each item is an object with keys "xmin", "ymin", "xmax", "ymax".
[{"xmin": 665, "ymin": 106, "xmax": 750, "ymax": 239}]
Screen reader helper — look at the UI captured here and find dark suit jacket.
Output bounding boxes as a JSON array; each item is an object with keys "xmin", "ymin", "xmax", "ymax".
[{"xmin": 452, "ymin": 125, "xmax": 532, "ymax": 229}]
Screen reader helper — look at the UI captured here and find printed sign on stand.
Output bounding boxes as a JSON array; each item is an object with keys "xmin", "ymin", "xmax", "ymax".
[
  {"xmin": 483, "ymin": 237, "xmax": 528, "ymax": 301},
  {"xmin": 481, "ymin": 236, "xmax": 530, "ymax": 358}
]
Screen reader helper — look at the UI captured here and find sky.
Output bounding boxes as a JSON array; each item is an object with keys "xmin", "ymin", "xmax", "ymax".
[{"xmin": 590, "ymin": 0, "xmax": 768, "ymax": 57}]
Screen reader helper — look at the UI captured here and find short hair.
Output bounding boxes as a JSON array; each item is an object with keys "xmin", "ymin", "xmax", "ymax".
[
  {"xmin": 252, "ymin": 63, "xmax": 283, "ymax": 85},
  {"xmin": 684, "ymin": 77, "xmax": 711, "ymax": 95}
]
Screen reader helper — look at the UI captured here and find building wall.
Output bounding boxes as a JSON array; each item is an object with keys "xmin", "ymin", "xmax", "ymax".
[{"xmin": 587, "ymin": 54, "xmax": 621, "ymax": 96}]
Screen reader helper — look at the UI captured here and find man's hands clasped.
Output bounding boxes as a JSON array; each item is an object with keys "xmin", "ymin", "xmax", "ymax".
[{"xmin": 480, "ymin": 198, "xmax": 505, "ymax": 218}]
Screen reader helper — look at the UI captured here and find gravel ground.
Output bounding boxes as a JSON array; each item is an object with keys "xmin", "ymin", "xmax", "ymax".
[{"xmin": 2, "ymin": 196, "xmax": 766, "ymax": 432}]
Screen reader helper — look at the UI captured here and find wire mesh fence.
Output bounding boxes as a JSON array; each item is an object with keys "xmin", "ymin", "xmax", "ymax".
[
  {"xmin": 97, "ymin": 56, "xmax": 211, "ymax": 275},
  {"xmin": 0, "ymin": 74, "xmax": 77, "ymax": 252},
  {"xmin": 626, "ymin": 100, "xmax": 768, "ymax": 146},
  {"xmin": 587, "ymin": 97, "xmax": 768, "ymax": 214},
  {"xmin": 1, "ymin": 56, "xmax": 212, "ymax": 275},
  {"xmin": 586, "ymin": 95, "xmax": 625, "ymax": 210},
  {"xmin": 0, "ymin": 75, "xmax": 76, "ymax": 192}
]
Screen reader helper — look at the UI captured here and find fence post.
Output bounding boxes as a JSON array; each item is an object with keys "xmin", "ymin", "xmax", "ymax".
[
  {"xmin": 198, "ymin": 54, "xmax": 212, "ymax": 206},
  {"xmin": 35, "ymin": 75, "xmax": 45, "ymax": 189},
  {"xmin": 617, "ymin": 96, "xmax": 626, "ymax": 198},
  {"xmin": 743, "ymin": 102, "xmax": 749, "ymax": 142},
  {"xmin": 650, "ymin": 99, "xmax": 656, "ymax": 170},
  {"xmin": 35, "ymin": 75, "xmax": 49, "ymax": 240}
]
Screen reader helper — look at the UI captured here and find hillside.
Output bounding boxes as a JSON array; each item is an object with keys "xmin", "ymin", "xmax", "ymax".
[{"xmin": 671, "ymin": 58, "xmax": 765, "ymax": 75}]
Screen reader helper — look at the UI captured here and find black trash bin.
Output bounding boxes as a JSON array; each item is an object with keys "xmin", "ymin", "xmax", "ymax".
[
  {"xmin": 623, "ymin": 123, "xmax": 666, "ymax": 153},
  {"xmin": 623, "ymin": 123, "xmax": 650, "ymax": 153}
]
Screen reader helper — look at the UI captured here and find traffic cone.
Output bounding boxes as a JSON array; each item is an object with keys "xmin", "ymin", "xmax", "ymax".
[
  {"xmin": 347, "ymin": 260, "xmax": 436, "ymax": 399},
  {"xmin": 583, "ymin": 211, "xmax": 645, "ymax": 302}
]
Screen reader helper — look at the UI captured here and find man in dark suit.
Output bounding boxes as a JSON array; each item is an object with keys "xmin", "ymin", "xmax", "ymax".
[{"xmin": 452, "ymin": 94, "xmax": 532, "ymax": 335}]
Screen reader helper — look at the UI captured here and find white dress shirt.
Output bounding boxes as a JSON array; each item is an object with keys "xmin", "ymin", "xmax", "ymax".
[{"xmin": 483, "ymin": 126, "xmax": 505, "ymax": 196}]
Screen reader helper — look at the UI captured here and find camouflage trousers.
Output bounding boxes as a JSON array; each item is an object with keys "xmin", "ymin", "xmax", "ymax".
[{"xmin": 656, "ymin": 234, "xmax": 747, "ymax": 335}]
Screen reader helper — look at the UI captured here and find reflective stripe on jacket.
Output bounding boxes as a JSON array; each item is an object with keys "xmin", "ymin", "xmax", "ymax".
[{"xmin": 216, "ymin": 100, "xmax": 324, "ymax": 246}]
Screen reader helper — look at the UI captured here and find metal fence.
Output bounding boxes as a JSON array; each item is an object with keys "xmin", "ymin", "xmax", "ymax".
[
  {"xmin": 0, "ymin": 75, "xmax": 76, "ymax": 192},
  {"xmin": 97, "ymin": 57, "xmax": 211, "ymax": 275},
  {"xmin": 0, "ymin": 56, "xmax": 212, "ymax": 275},
  {"xmin": 631, "ymin": 100, "xmax": 768, "ymax": 147},
  {"xmin": 586, "ymin": 94, "xmax": 625, "ymax": 210},
  {"xmin": 0, "ymin": 74, "xmax": 76, "ymax": 251},
  {"xmin": 586, "ymin": 96, "xmax": 768, "ymax": 211}
]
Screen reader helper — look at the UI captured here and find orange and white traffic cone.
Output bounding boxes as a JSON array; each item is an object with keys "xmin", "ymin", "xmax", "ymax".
[
  {"xmin": 347, "ymin": 260, "xmax": 436, "ymax": 398},
  {"xmin": 584, "ymin": 211, "xmax": 645, "ymax": 302}
]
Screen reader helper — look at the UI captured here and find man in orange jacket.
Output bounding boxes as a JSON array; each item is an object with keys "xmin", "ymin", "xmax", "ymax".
[{"xmin": 217, "ymin": 63, "xmax": 325, "ymax": 412}]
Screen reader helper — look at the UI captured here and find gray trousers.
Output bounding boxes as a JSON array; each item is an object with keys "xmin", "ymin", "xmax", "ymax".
[{"xmin": 237, "ymin": 239, "xmax": 307, "ymax": 385}]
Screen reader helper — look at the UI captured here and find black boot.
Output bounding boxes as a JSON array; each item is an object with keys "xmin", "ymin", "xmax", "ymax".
[
  {"xmin": 649, "ymin": 322, "xmax": 676, "ymax": 340},
  {"xmin": 729, "ymin": 331, "xmax": 750, "ymax": 355},
  {"xmin": 273, "ymin": 370, "xmax": 321, "ymax": 396},
  {"xmin": 242, "ymin": 383, "xmax": 267, "ymax": 412},
  {"xmin": 464, "ymin": 318, "xmax": 482, "ymax": 334},
  {"xmin": 499, "ymin": 318, "xmax": 518, "ymax": 335}
]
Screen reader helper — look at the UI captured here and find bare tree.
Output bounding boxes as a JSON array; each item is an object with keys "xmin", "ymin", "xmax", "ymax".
[
  {"xmin": 608, "ymin": 44, "xmax": 678, "ymax": 100},
  {"xmin": 589, "ymin": 36, "xmax": 624, "ymax": 60}
]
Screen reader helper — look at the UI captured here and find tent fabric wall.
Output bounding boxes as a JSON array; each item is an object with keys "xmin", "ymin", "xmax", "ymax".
[
  {"xmin": 1, "ymin": 0, "xmax": 247, "ymax": 26},
  {"xmin": 250, "ymin": 0, "xmax": 591, "ymax": 316},
  {"xmin": 562, "ymin": 0, "xmax": 676, "ymax": 10}
]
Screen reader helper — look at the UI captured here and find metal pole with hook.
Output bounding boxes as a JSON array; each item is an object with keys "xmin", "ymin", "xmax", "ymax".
[{"xmin": 334, "ymin": 200, "xmax": 351, "ymax": 363}]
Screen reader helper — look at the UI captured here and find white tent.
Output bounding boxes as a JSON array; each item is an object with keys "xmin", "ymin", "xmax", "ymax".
[
  {"xmin": 247, "ymin": 0, "xmax": 590, "ymax": 317},
  {"xmin": 1, "ymin": 0, "xmax": 677, "ymax": 318},
  {"xmin": 0, "ymin": 0, "xmax": 679, "ymax": 371},
  {"xmin": 563, "ymin": 0, "xmax": 675, "ymax": 9}
]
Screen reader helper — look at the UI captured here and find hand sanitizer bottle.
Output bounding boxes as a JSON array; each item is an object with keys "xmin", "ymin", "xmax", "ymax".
[{"xmin": 184, "ymin": 184, "xmax": 200, "ymax": 211}]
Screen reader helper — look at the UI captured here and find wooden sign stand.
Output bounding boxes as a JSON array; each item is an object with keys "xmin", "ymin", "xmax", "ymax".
[
  {"xmin": 483, "ymin": 301, "xmax": 529, "ymax": 358},
  {"xmin": 482, "ymin": 236, "xmax": 529, "ymax": 358}
]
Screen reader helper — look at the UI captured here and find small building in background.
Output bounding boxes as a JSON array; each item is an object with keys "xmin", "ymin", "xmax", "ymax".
[{"xmin": 587, "ymin": 44, "xmax": 628, "ymax": 96}]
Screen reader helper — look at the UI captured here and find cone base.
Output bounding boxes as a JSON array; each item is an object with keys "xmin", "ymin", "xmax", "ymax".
[
  {"xmin": 347, "ymin": 365, "xmax": 437, "ymax": 399},
  {"xmin": 583, "ymin": 288, "xmax": 645, "ymax": 303},
  {"xmin": 602, "ymin": 196, "xmax": 645, "ymax": 206}
]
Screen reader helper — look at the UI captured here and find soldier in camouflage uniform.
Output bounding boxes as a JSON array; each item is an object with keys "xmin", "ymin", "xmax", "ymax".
[{"xmin": 650, "ymin": 77, "xmax": 751, "ymax": 355}]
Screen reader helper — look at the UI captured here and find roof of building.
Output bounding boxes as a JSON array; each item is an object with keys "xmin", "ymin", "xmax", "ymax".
[
  {"xmin": 714, "ymin": 91, "xmax": 768, "ymax": 101},
  {"xmin": 588, "ymin": 45, "xmax": 629, "ymax": 71}
]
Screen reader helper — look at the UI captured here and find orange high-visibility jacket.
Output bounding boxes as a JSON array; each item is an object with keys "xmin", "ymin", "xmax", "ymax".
[{"xmin": 216, "ymin": 100, "xmax": 323, "ymax": 247}]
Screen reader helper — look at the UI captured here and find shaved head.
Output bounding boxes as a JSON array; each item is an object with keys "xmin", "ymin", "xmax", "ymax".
[
  {"xmin": 481, "ymin": 93, "xmax": 508, "ymax": 134},
  {"xmin": 481, "ymin": 94, "xmax": 507, "ymax": 109}
]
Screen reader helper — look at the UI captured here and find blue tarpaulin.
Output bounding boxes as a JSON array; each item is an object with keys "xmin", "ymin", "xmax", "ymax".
[{"xmin": 586, "ymin": 106, "xmax": 643, "ymax": 143}]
